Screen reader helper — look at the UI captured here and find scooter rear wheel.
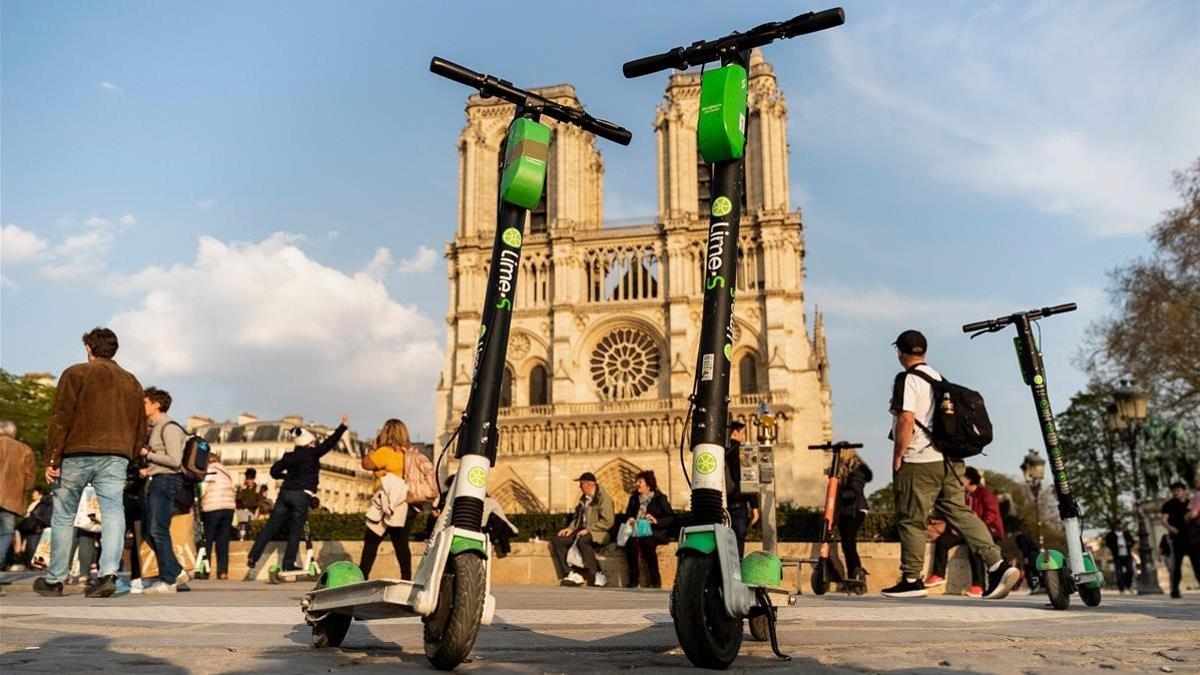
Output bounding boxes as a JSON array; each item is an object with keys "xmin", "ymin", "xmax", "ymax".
[
  {"xmin": 811, "ymin": 560, "xmax": 829, "ymax": 596},
  {"xmin": 424, "ymin": 552, "xmax": 487, "ymax": 670},
  {"xmin": 672, "ymin": 554, "xmax": 743, "ymax": 669},
  {"xmin": 748, "ymin": 612, "xmax": 770, "ymax": 642},
  {"xmin": 1042, "ymin": 569, "xmax": 1071, "ymax": 610},
  {"xmin": 1078, "ymin": 583, "xmax": 1102, "ymax": 607}
]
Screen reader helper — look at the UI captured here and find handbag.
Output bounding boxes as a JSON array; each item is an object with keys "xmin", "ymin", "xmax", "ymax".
[
  {"xmin": 616, "ymin": 522, "xmax": 632, "ymax": 547},
  {"xmin": 635, "ymin": 518, "xmax": 653, "ymax": 538}
]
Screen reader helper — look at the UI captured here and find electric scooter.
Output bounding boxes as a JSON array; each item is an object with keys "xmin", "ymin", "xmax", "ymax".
[
  {"xmin": 269, "ymin": 521, "xmax": 321, "ymax": 583},
  {"xmin": 807, "ymin": 441, "xmax": 867, "ymax": 596},
  {"xmin": 299, "ymin": 58, "xmax": 631, "ymax": 670},
  {"xmin": 623, "ymin": 8, "xmax": 844, "ymax": 669},
  {"xmin": 192, "ymin": 485, "xmax": 211, "ymax": 580},
  {"xmin": 963, "ymin": 302, "xmax": 1103, "ymax": 610}
]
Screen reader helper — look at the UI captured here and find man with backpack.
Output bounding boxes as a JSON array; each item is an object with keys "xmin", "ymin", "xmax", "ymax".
[
  {"xmin": 134, "ymin": 386, "xmax": 187, "ymax": 593},
  {"xmin": 882, "ymin": 330, "xmax": 1019, "ymax": 599}
]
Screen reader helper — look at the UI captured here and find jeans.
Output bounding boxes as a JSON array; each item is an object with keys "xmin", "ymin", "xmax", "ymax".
[
  {"xmin": 895, "ymin": 460, "xmax": 1001, "ymax": 578},
  {"xmin": 0, "ymin": 509, "xmax": 17, "ymax": 567},
  {"xmin": 144, "ymin": 473, "xmax": 184, "ymax": 584},
  {"xmin": 201, "ymin": 509, "xmax": 234, "ymax": 575},
  {"xmin": 1113, "ymin": 554, "xmax": 1135, "ymax": 591},
  {"xmin": 249, "ymin": 489, "xmax": 311, "ymax": 569},
  {"xmin": 729, "ymin": 502, "xmax": 750, "ymax": 559},
  {"xmin": 47, "ymin": 455, "xmax": 128, "ymax": 584},
  {"xmin": 837, "ymin": 510, "xmax": 866, "ymax": 576}
]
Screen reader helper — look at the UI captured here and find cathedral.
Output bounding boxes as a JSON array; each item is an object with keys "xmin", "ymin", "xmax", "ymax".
[{"xmin": 435, "ymin": 51, "xmax": 833, "ymax": 513}]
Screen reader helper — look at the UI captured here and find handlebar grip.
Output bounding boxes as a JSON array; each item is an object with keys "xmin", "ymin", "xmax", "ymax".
[
  {"xmin": 782, "ymin": 7, "xmax": 846, "ymax": 38},
  {"xmin": 582, "ymin": 116, "xmax": 633, "ymax": 146},
  {"xmin": 844, "ymin": 443, "xmax": 864, "ymax": 449},
  {"xmin": 962, "ymin": 319, "xmax": 992, "ymax": 333},
  {"xmin": 429, "ymin": 57, "xmax": 483, "ymax": 89},
  {"xmin": 1043, "ymin": 302, "xmax": 1077, "ymax": 317},
  {"xmin": 623, "ymin": 47, "xmax": 685, "ymax": 79}
]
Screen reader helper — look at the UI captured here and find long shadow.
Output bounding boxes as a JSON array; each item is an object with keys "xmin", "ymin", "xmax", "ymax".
[{"xmin": 1, "ymin": 633, "xmax": 187, "ymax": 673}]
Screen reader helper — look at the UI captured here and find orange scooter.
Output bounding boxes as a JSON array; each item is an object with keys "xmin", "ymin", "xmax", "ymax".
[{"xmin": 807, "ymin": 441, "xmax": 866, "ymax": 596}]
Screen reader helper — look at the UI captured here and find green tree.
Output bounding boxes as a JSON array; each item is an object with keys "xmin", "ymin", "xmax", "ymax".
[
  {"xmin": 1055, "ymin": 390, "xmax": 1131, "ymax": 530},
  {"xmin": 0, "ymin": 369, "xmax": 56, "ymax": 487}
]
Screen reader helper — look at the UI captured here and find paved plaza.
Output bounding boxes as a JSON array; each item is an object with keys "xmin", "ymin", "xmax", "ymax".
[{"xmin": 1, "ymin": 574, "xmax": 1198, "ymax": 673}]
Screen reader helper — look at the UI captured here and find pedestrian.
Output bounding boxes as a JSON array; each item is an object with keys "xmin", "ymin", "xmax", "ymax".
[
  {"xmin": 926, "ymin": 467, "xmax": 1004, "ymax": 597},
  {"xmin": 483, "ymin": 495, "xmax": 518, "ymax": 558},
  {"xmin": 15, "ymin": 487, "xmax": 47, "ymax": 569},
  {"xmin": 1013, "ymin": 527, "xmax": 1041, "ymax": 592},
  {"xmin": 70, "ymin": 484, "xmax": 103, "ymax": 584},
  {"xmin": 1161, "ymin": 481, "xmax": 1200, "ymax": 598},
  {"xmin": 620, "ymin": 470, "xmax": 673, "ymax": 588},
  {"xmin": 255, "ymin": 485, "xmax": 273, "ymax": 519},
  {"xmin": 35, "ymin": 327, "xmax": 145, "ymax": 599},
  {"xmin": 235, "ymin": 468, "xmax": 260, "ymax": 539},
  {"xmin": 1104, "ymin": 521, "xmax": 1135, "ymax": 594},
  {"xmin": 836, "ymin": 448, "xmax": 872, "ymax": 583},
  {"xmin": 551, "ymin": 472, "xmax": 614, "ymax": 587},
  {"xmin": 133, "ymin": 386, "xmax": 187, "ymax": 594},
  {"xmin": 247, "ymin": 414, "xmax": 348, "ymax": 576},
  {"xmin": 0, "ymin": 421, "xmax": 37, "ymax": 570},
  {"xmin": 882, "ymin": 329, "xmax": 1019, "ymax": 599},
  {"xmin": 359, "ymin": 419, "xmax": 415, "ymax": 579},
  {"xmin": 200, "ymin": 454, "xmax": 237, "ymax": 579},
  {"xmin": 724, "ymin": 421, "xmax": 760, "ymax": 558}
]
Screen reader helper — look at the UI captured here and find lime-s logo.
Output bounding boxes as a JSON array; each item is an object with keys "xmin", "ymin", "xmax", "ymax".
[
  {"xmin": 711, "ymin": 196, "xmax": 733, "ymax": 217},
  {"xmin": 502, "ymin": 228, "xmax": 523, "ymax": 248},
  {"xmin": 706, "ymin": 275, "xmax": 726, "ymax": 290},
  {"xmin": 496, "ymin": 298, "xmax": 512, "ymax": 310},
  {"xmin": 467, "ymin": 467, "xmax": 487, "ymax": 488},
  {"xmin": 1033, "ymin": 374, "xmax": 1044, "ymax": 385},
  {"xmin": 695, "ymin": 452, "xmax": 717, "ymax": 475}
]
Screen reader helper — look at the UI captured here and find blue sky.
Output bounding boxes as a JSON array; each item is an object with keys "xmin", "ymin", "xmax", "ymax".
[{"xmin": 2, "ymin": 1, "xmax": 1197, "ymax": 493}]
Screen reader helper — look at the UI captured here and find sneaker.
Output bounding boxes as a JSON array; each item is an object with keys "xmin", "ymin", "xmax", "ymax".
[
  {"xmin": 32, "ymin": 577, "xmax": 64, "ymax": 597},
  {"xmin": 1170, "ymin": 590, "xmax": 1181, "ymax": 599},
  {"xmin": 983, "ymin": 562, "xmax": 1021, "ymax": 600},
  {"xmin": 7, "ymin": 563, "xmax": 27, "ymax": 572},
  {"xmin": 593, "ymin": 571, "xmax": 608, "ymax": 587},
  {"xmin": 923, "ymin": 573, "xmax": 946, "ymax": 588},
  {"xmin": 85, "ymin": 575, "xmax": 118, "ymax": 599},
  {"xmin": 114, "ymin": 579, "xmax": 131, "ymax": 595},
  {"xmin": 132, "ymin": 580, "xmax": 177, "ymax": 594},
  {"xmin": 560, "ymin": 572, "xmax": 584, "ymax": 587},
  {"xmin": 881, "ymin": 577, "xmax": 927, "ymax": 598},
  {"xmin": 130, "ymin": 578, "xmax": 146, "ymax": 592},
  {"xmin": 965, "ymin": 584, "xmax": 984, "ymax": 598}
]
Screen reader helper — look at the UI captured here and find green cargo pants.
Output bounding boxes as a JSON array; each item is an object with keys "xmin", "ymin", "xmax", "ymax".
[{"xmin": 895, "ymin": 460, "xmax": 1001, "ymax": 578}]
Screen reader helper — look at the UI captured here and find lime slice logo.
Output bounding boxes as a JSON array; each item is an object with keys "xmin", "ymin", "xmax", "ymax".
[
  {"xmin": 723, "ymin": 343, "xmax": 732, "ymax": 360},
  {"xmin": 711, "ymin": 196, "xmax": 733, "ymax": 217},
  {"xmin": 467, "ymin": 467, "xmax": 487, "ymax": 488},
  {"xmin": 696, "ymin": 452, "xmax": 717, "ymax": 475},
  {"xmin": 1033, "ymin": 374, "xmax": 1044, "ymax": 385},
  {"xmin": 502, "ymin": 228, "xmax": 523, "ymax": 249}
]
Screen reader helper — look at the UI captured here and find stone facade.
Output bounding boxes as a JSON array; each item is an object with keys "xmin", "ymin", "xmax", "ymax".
[{"xmin": 436, "ymin": 51, "xmax": 832, "ymax": 513}]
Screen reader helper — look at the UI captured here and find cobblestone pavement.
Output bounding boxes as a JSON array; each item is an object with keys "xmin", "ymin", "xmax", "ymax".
[{"xmin": 2, "ymin": 575, "xmax": 1197, "ymax": 673}]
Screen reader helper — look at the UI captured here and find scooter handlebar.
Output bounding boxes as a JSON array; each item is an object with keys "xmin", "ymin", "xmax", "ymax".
[
  {"xmin": 429, "ymin": 56, "xmax": 484, "ymax": 89},
  {"xmin": 808, "ymin": 441, "xmax": 863, "ymax": 450},
  {"xmin": 962, "ymin": 302, "xmax": 1077, "ymax": 334}
]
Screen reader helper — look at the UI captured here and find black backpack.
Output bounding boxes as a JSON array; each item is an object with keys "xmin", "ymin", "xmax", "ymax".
[
  {"xmin": 161, "ymin": 421, "xmax": 211, "ymax": 482},
  {"xmin": 907, "ymin": 367, "xmax": 993, "ymax": 459}
]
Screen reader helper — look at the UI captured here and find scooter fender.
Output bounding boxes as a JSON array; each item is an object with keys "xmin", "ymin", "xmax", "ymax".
[
  {"xmin": 678, "ymin": 524, "xmax": 754, "ymax": 619},
  {"xmin": 1036, "ymin": 548, "xmax": 1065, "ymax": 572}
]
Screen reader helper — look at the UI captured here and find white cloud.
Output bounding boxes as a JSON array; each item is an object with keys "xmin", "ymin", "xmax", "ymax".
[
  {"xmin": 795, "ymin": 1, "xmax": 1197, "ymax": 235},
  {"xmin": 195, "ymin": 199, "xmax": 216, "ymax": 209},
  {"xmin": 361, "ymin": 247, "xmax": 394, "ymax": 281},
  {"xmin": 119, "ymin": 214, "xmax": 137, "ymax": 226},
  {"xmin": 326, "ymin": 229, "xmax": 341, "ymax": 241},
  {"xmin": 99, "ymin": 81, "xmax": 124, "ymax": 93},
  {"xmin": 1, "ymin": 224, "xmax": 49, "ymax": 265},
  {"xmin": 397, "ymin": 245, "xmax": 438, "ymax": 273},
  {"xmin": 108, "ymin": 232, "xmax": 442, "ymax": 430},
  {"xmin": 38, "ymin": 214, "xmax": 125, "ymax": 280}
]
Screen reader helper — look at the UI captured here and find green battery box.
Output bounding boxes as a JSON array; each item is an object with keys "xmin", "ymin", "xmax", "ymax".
[
  {"xmin": 499, "ymin": 117, "xmax": 551, "ymax": 210},
  {"xmin": 697, "ymin": 63, "xmax": 748, "ymax": 163}
]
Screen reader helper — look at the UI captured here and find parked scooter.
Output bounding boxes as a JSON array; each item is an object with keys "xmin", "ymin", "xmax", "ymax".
[{"xmin": 808, "ymin": 441, "xmax": 867, "ymax": 596}]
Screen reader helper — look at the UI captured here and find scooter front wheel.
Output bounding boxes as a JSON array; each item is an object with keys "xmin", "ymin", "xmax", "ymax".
[
  {"xmin": 1042, "ymin": 569, "xmax": 1071, "ymax": 610},
  {"xmin": 811, "ymin": 560, "xmax": 829, "ymax": 596},
  {"xmin": 423, "ymin": 552, "xmax": 487, "ymax": 670},
  {"xmin": 1078, "ymin": 583, "xmax": 1102, "ymax": 607},
  {"xmin": 672, "ymin": 554, "xmax": 743, "ymax": 669}
]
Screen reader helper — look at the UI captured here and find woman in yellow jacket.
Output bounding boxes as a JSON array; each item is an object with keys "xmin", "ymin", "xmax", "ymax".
[{"xmin": 359, "ymin": 419, "xmax": 414, "ymax": 579}]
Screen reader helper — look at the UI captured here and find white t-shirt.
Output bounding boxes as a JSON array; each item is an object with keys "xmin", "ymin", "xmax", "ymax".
[
  {"xmin": 1116, "ymin": 534, "xmax": 1129, "ymax": 557},
  {"xmin": 892, "ymin": 363, "xmax": 945, "ymax": 464}
]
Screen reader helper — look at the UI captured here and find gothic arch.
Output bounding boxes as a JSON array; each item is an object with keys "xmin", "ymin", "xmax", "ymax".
[
  {"xmin": 490, "ymin": 470, "xmax": 547, "ymax": 514},
  {"xmin": 595, "ymin": 457, "xmax": 642, "ymax": 501}
]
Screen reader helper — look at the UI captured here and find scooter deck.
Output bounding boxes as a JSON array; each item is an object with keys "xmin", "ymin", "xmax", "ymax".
[{"xmin": 305, "ymin": 578, "xmax": 423, "ymax": 621}]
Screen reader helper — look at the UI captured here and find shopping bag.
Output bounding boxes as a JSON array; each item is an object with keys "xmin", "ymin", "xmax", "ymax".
[
  {"xmin": 616, "ymin": 522, "xmax": 632, "ymax": 547},
  {"xmin": 566, "ymin": 538, "xmax": 584, "ymax": 568},
  {"xmin": 635, "ymin": 518, "xmax": 653, "ymax": 538}
]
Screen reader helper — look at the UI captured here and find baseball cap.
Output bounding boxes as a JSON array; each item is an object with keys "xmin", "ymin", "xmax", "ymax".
[
  {"xmin": 893, "ymin": 330, "xmax": 927, "ymax": 355},
  {"xmin": 575, "ymin": 472, "xmax": 597, "ymax": 482}
]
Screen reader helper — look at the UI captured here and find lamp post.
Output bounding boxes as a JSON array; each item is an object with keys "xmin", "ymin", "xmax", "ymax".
[
  {"xmin": 1110, "ymin": 379, "xmax": 1164, "ymax": 595},
  {"xmin": 1021, "ymin": 449, "xmax": 1047, "ymax": 557},
  {"xmin": 755, "ymin": 403, "xmax": 778, "ymax": 553}
]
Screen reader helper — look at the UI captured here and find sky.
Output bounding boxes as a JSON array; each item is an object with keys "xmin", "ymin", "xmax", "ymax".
[{"xmin": 2, "ymin": 1, "xmax": 1197, "ymax": 494}]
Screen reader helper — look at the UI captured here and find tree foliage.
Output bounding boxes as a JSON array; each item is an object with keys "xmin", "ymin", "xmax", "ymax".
[
  {"xmin": 1055, "ymin": 390, "xmax": 1131, "ymax": 530},
  {"xmin": 1087, "ymin": 158, "xmax": 1200, "ymax": 423},
  {"xmin": 0, "ymin": 369, "xmax": 56, "ymax": 487}
]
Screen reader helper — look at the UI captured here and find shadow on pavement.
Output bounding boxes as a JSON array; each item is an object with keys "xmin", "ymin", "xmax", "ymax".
[{"xmin": 1, "ymin": 634, "xmax": 187, "ymax": 673}]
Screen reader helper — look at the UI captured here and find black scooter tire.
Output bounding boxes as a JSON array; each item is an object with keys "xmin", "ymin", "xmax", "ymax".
[
  {"xmin": 811, "ymin": 560, "xmax": 829, "ymax": 596},
  {"xmin": 1079, "ymin": 584, "xmax": 1102, "ymax": 607},
  {"xmin": 312, "ymin": 612, "xmax": 352, "ymax": 648},
  {"xmin": 672, "ymin": 554, "xmax": 743, "ymax": 669},
  {"xmin": 1042, "ymin": 569, "xmax": 1071, "ymax": 610},
  {"xmin": 748, "ymin": 613, "xmax": 770, "ymax": 642},
  {"xmin": 424, "ymin": 552, "xmax": 487, "ymax": 670}
]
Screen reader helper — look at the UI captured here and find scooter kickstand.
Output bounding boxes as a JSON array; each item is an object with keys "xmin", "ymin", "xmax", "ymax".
[{"xmin": 754, "ymin": 587, "xmax": 791, "ymax": 661}]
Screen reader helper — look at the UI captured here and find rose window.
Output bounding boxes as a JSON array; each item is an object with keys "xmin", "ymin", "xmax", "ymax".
[{"xmin": 590, "ymin": 327, "xmax": 661, "ymax": 400}]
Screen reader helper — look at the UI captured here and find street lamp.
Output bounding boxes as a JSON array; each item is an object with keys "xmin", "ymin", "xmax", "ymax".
[
  {"xmin": 1021, "ymin": 449, "xmax": 1047, "ymax": 556},
  {"xmin": 1109, "ymin": 379, "xmax": 1164, "ymax": 595}
]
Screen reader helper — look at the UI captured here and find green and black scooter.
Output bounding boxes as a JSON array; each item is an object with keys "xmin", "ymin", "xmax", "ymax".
[
  {"xmin": 298, "ymin": 59, "xmax": 631, "ymax": 670},
  {"xmin": 623, "ymin": 8, "xmax": 844, "ymax": 669},
  {"xmin": 964, "ymin": 302, "xmax": 1103, "ymax": 610}
]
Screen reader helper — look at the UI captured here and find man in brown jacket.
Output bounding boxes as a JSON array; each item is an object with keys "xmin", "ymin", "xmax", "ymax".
[
  {"xmin": 0, "ymin": 421, "xmax": 37, "ymax": 569},
  {"xmin": 34, "ymin": 328, "xmax": 145, "ymax": 599}
]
